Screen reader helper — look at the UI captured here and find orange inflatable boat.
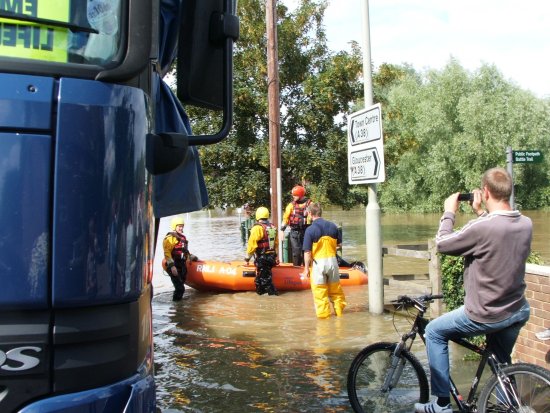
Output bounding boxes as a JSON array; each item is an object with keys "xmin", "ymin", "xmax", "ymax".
[{"xmin": 184, "ymin": 260, "xmax": 368, "ymax": 292}]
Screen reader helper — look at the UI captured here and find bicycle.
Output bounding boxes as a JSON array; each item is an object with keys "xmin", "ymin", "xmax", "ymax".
[{"xmin": 347, "ymin": 294, "xmax": 550, "ymax": 413}]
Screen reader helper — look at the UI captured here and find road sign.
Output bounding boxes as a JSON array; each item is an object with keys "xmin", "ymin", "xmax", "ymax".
[
  {"xmin": 347, "ymin": 103, "xmax": 385, "ymax": 184},
  {"xmin": 512, "ymin": 150, "xmax": 543, "ymax": 163},
  {"xmin": 349, "ymin": 147, "xmax": 381, "ymax": 181}
]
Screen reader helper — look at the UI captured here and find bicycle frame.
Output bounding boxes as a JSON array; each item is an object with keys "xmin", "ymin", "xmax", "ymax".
[{"xmin": 381, "ymin": 302, "xmax": 427, "ymax": 393}]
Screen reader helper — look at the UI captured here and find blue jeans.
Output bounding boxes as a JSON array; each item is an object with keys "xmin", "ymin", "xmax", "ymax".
[{"xmin": 425, "ymin": 302, "xmax": 530, "ymax": 397}]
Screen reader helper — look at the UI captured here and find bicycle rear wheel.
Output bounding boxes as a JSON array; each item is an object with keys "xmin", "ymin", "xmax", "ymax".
[
  {"xmin": 477, "ymin": 363, "xmax": 550, "ymax": 412},
  {"xmin": 347, "ymin": 342, "xmax": 429, "ymax": 413}
]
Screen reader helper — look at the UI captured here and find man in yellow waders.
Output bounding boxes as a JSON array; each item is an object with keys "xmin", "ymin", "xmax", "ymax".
[{"xmin": 300, "ymin": 203, "xmax": 346, "ymax": 318}]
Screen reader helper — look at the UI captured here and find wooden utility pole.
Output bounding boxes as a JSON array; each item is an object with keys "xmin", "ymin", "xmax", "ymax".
[{"xmin": 266, "ymin": 0, "xmax": 281, "ymax": 226}]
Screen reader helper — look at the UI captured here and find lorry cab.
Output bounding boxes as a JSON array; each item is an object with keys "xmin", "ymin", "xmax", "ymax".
[{"xmin": 0, "ymin": 1, "xmax": 237, "ymax": 412}]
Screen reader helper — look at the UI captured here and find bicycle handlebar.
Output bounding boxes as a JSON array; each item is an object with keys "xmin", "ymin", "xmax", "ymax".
[{"xmin": 392, "ymin": 294, "xmax": 444, "ymax": 306}]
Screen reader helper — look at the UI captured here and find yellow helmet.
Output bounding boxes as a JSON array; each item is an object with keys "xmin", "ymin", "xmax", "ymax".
[
  {"xmin": 255, "ymin": 207, "xmax": 270, "ymax": 220},
  {"xmin": 170, "ymin": 216, "xmax": 185, "ymax": 230}
]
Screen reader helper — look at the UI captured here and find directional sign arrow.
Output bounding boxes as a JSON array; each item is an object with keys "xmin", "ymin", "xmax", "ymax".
[
  {"xmin": 349, "ymin": 147, "xmax": 380, "ymax": 181},
  {"xmin": 372, "ymin": 149, "xmax": 379, "ymax": 176},
  {"xmin": 350, "ymin": 118, "xmax": 369, "ymax": 145}
]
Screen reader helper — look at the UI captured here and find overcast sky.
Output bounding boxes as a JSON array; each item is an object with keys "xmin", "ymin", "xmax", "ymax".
[{"xmin": 286, "ymin": 0, "xmax": 550, "ymax": 98}]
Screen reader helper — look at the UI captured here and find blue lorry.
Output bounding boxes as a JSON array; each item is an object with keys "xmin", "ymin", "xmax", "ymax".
[{"xmin": 0, "ymin": 0, "xmax": 238, "ymax": 411}]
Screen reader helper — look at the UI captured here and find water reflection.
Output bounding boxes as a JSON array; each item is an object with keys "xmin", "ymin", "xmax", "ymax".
[
  {"xmin": 153, "ymin": 286, "xmax": 409, "ymax": 412},
  {"xmin": 152, "ymin": 207, "xmax": 550, "ymax": 412}
]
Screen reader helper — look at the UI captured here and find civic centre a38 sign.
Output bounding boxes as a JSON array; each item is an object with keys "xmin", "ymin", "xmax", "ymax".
[{"xmin": 347, "ymin": 103, "xmax": 385, "ymax": 184}]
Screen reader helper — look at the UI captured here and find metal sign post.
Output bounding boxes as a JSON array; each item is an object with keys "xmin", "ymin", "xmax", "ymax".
[
  {"xmin": 356, "ymin": 0, "xmax": 385, "ymax": 315},
  {"xmin": 348, "ymin": 102, "xmax": 386, "ymax": 315},
  {"xmin": 506, "ymin": 147, "xmax": 515, "ymax": 209}
]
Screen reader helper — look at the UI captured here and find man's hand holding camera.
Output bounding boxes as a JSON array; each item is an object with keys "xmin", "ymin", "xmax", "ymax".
[
  {"xmin": 445, "ymin": 189, "xmax": 484, "ymax": 216},
  {"xmin": 444, "ymin": 193, "xmax": 461, "ymax": 214},
  {"xmin": 470, "ymin": 188, "xmax": 484, "ymax": 216}
]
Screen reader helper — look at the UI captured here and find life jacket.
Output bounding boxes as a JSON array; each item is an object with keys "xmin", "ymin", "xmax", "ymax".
[
  {"xmin": 166, "ymin": 231, "xmax": 189, "ymax": 264},
  {"xmin": 255, "ymin": 221, "xmax": 277, "ymax": 254},
  {"xmin": 289, "ymin": 198, "xmax": 311, "ymax": 229}
]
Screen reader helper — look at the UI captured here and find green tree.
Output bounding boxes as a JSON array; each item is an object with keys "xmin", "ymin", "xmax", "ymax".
[
  {"xmin": 373, "ymin": 63, "xmax": 419, "ymax": 167},
  {"xmin": 187, "ymin": 0, "xmax": 364, "ymax": 209},
  {"xmin": 380, "ymin": 59, "xmax": 550, "ymax": 212}
]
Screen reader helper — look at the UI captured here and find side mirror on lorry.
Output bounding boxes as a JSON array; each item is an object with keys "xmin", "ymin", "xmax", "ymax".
[{"xmin": 147, "ymin": 0, "xmax": 239, "ymax": 175}]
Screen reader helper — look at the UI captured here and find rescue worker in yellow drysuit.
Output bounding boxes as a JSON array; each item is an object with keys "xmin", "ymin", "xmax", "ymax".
[
  {"xmin": 300, "ymin": 203, "xmax": 346, "ymax": 318},
  {"xmin": 281, "ymin": 185, "xmax": 312, "ymax": 266},
  {"xmin": 163, "ymin": 216, "xmax": 197, "ymax": 301},
  {"xmin": 245, "ymin": 207, "xmax": 279, "ymax": 296}
]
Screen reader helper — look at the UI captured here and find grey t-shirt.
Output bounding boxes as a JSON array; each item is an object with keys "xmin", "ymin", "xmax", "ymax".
[{"xmin": 436, "ymin": 210, "xmax": 532, "ymax": 323}]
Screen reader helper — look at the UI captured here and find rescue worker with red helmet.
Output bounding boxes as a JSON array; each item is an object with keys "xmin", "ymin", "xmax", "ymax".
[
  {"xmin": 281, "ymin": 185, "xmax": 312, "ymax": 266},
  {"xmin": 163, "ymin": 216, "xmax": 197, "ymax": 301},
  {"xmin": 300, "ymin": 202, "xmax": 347, "ymax": 318},
  {"xmin": 245, "ymin": 207, "xmax": 279, "ymax": 296}
]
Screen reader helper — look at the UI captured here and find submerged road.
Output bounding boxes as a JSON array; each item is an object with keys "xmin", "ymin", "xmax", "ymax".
[{"xmin": 151, "ymin": 212, "xmax": 493, "ymax": 412}]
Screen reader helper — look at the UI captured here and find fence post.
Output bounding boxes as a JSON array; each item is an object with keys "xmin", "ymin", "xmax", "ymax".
[
  {"xmin": 241, "ymin": 218, "xmax": 254, "ymax": 245},
  {"xmin": 428, "ymin": 238, "xmax": 442, "ymax": 317}
]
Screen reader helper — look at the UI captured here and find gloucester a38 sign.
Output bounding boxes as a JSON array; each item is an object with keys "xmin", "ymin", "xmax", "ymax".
[{"xmin": 347, "ymin": 103, "xmax": 385, "ymax": 184}]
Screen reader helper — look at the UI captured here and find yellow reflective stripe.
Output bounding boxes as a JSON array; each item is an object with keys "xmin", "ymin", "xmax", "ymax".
[
  {"xmin": 311, "ymin": 235, "xmax": 337, "ymax": 259},
  {"xmin": 0, "ymin": 0, "xmax": 69, "ymax": 62}
]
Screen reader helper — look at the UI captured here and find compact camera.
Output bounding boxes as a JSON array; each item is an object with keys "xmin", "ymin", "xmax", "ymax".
[{"xmin": 458, "ymin": 193, "xmax": 473, "ymax": 202}]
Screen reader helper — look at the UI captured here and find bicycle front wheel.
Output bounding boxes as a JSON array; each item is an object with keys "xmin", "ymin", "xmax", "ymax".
[
  {"xmin": 477, "ymin": 363, "xmax": 550, "ymax": 412},
  {"xmin": 347, "ymin": 342, "xmax": 429, "ymax": 413}
]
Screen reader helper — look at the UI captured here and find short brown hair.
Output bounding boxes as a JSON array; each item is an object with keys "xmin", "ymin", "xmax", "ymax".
[
  {"xmin": 482, "ymin": 167, "xmax": 512, "ymax": 201},
  {"xmin": 308, "ymin": 202, "xmax": 322, "ymax": 217}
]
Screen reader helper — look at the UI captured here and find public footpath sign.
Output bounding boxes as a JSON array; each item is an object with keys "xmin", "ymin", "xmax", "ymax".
[
  {"xmin": 512, "ymin": 150, "xmax": 543, "ymax": 163},
  {"xmin": 347, "ymin": 103, "xmax": 385, "ymax": 184}
]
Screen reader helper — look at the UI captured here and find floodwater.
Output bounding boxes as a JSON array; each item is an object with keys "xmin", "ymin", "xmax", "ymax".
[{"xmin": 152, "ymin": 208, "xmax": 550, "ymax": 412}]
